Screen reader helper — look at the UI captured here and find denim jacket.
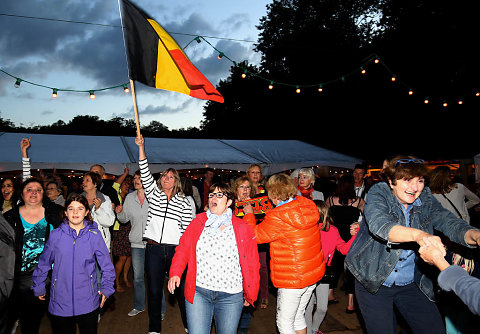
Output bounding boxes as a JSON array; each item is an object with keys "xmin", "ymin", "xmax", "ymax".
[{"xmin": 345, "ymin": 182, "xmax": 477, "ymax": 301}]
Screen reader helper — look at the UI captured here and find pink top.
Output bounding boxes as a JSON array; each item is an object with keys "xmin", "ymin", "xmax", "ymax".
[{"xmin": 320, "ymin": 224, "xmax": 356, "ymax": 266}]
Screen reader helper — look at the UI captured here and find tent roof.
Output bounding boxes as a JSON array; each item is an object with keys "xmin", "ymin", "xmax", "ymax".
[{"xmin": 0, "ymin": 132, "xmax": 362, "ymax": 175}]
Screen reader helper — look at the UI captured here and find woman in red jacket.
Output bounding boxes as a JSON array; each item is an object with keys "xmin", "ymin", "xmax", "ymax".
[
  {"xmin": 243, "ymin": 173, "xmax": 325, "ymax": 334},
  {"xmin": 168, "ymin": 183, "xmax": 260, "ymax": 334}
]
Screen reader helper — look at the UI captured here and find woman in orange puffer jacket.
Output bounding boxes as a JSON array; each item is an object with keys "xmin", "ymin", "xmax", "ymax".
[{"xmin": 244, "ymin": 173, "xmax": 325, "ymax": 334}]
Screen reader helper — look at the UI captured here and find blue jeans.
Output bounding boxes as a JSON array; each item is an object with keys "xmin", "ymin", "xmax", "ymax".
[
  {"xmin": 145, "ymin": 243, "xmax": 186, "ymax": 332},
  {"xmin": 131, "ymin": 247, "xmax": 146, "ymax": 311},
  {"xmin": 186, "ymin": 286, "xmax": 244, "ymax": 334},
  {"xmin": 355, "ymin": 280, "xmax": 445, "ymax": 334}
]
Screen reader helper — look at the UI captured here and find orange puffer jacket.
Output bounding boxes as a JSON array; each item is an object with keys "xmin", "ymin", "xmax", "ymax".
[{"xmin": 245, "ymin": 196, "xmax": 325, "ymax": 289}]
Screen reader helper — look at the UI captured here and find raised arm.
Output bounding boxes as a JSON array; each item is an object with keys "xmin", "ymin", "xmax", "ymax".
[{"xmin": 20, "ymin": 137, "xmax": 31, "ymax": 181}]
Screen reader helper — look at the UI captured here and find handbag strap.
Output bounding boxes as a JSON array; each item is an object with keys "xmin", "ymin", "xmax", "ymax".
[{"xmin": 441, "ymin": 194, "xmax": 462, "ymax": 218}]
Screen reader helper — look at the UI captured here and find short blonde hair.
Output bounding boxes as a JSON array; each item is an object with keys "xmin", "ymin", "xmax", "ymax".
[
  {"xmin": 266, "ymin": 173, "xmax": 297, "ymax": 201},
  {"xmin": 299, "ymin": 168, "xmax": 315, "ymax": 185},
  {"xmin": 232, "ymin": 176, "xmax": 255, "ymax": 200}
]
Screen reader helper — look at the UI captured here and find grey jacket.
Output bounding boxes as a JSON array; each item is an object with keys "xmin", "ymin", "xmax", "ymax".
[
  {"xmin": 117, "ymin": 190, "xmax": 149, "ymax": 249},
  {"xmin": 345, "ymin": 182, "xmax": 477, "ymax": 301}
]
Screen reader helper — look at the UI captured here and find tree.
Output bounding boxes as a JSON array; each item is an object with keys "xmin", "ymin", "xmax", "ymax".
[{"xmin": 201, "ymin": 0, "xmax": 480, "ymax": 160}]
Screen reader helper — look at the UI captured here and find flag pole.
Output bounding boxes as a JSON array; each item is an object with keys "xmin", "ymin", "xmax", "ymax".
[
  {"xmin": 129, "ymin": 79, "xmax": 141, "ymax": 137},
  {"xmin": 118, "ymin": 0, "xmax": 141, "ymax": 138}
]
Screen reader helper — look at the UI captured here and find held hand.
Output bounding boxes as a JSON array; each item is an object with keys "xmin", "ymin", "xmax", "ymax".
[
  {"xmin": 243, "ymin": 202, "xmax": 254, "ymax": 215},
  {"xmin": 99, "ymin": 292, "xmax": 107, "ymax": 308},
  {"xmin": 115, "ymin": 204, "xmax": 123, "ymax": 214},
  {"xmin": 93, "ymin": 198, "xmax": 102, "ymax": 210},
  {"xmin": 168, "ymin": 276, "xmax": 180, "ymax": 294},
  {"xmin": 418, "ymin": 238, "xmax": 449, "ymax": 271},
  {"xmin": 414, "ymin": 231, "xmax": 444, "ymax": 251},
  {"xmin": 20, "ymin": 137, "xmax": 31, "ymax": 157},
  {"xmin": 350, "ymin": 223, "xmax": 360, "ymax": 236},
  {"xmin": 465, "ymin": 229, "xmax": 480, "ymax": 246},
  {"xmin": 38, "ymin": 294, "xmax": 46, "ymax": 301}
]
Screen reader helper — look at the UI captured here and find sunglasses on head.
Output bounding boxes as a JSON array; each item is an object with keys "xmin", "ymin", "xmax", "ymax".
[{"xmin": 394, "ymin": 159, "xmax": 425, "ymax": 166}]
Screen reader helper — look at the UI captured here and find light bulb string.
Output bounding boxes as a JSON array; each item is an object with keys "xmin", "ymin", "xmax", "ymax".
[{"xmin": 1, "ymin": 31, "xmax": 474, "ymax": 103}]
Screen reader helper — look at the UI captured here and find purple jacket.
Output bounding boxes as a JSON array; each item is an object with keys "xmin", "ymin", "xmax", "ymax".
[{"xmin": 31, "ymin": 220, "xmax": 115, "ymax": 317}]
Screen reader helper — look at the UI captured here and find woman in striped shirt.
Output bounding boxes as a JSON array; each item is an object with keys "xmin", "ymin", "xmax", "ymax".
[{"xmin": 135, "ymin": 135, "xmax": 195, "ymax": 334}]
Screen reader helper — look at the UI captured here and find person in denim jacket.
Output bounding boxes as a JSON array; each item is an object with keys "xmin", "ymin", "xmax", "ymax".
[{"xmin": 345, "ymin": 156, "xmax": 480, "ymax": 334}]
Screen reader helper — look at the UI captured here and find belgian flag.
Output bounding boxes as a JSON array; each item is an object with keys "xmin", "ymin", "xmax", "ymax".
[{"xmin": 121, "ymin": 0, "xmax": 224, "ymax": 103}]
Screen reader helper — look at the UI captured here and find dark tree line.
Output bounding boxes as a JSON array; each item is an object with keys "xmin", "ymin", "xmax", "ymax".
[{"xmin": 0, "ymin": 115, "xmax": 202, "ymax": 139}]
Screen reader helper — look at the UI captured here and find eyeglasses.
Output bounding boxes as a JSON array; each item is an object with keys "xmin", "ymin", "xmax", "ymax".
[
  {"xmin": 208, "ymin": 192, "xmax": 226, "ymax": 198},
  {"xmin": 394, "ymin": 159, "xmax": 425, "ymax": 166}
]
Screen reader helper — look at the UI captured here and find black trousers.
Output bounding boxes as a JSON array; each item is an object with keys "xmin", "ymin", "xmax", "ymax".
[{"xmin": 50, "ymin": 309, "xmax": 99, "ymax": 334}]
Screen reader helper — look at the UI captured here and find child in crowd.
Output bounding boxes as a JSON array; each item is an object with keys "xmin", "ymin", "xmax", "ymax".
[
  {"xmin": 305, "ymin": 200, "xmax": 358, "ymax": 334},
  {"xmin": 32, "ymin": 194, "xmax": 115, "ymax": 334}
]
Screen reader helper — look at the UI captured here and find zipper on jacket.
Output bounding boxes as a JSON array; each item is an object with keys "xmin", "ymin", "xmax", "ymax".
[
  {"xmin": 52, "ymin": 278, "xmax": 57, "ymax": 300},
  {"xmin": 72, "ymin": 237, "xmax": 76, "ymax": 316},
  {"xmin": 90, "ymin": 274, "xmax": 95, "ymax": 296}
]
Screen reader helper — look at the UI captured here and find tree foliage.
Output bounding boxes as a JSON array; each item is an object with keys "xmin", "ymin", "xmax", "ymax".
[{"xmin": 201, "ymin": 0, "xmax": 480, "ymax": 160}]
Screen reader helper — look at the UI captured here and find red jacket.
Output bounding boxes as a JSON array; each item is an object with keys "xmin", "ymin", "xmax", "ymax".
[
  {"xmin": 320, "ymin": 225, "xmax": 356, "ymax": 265},
  {"xmin": 169, "ymin": 212, "xmax": 260, "ymax": 305},
  {"xmin": 244, "ymin": 196, "xmax": 325, "ymax": 289}
]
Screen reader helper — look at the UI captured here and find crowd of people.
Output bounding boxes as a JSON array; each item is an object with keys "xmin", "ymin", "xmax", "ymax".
[{"xmin": 1, "ymin": 136, "xmax": 480, "ymax": 334}]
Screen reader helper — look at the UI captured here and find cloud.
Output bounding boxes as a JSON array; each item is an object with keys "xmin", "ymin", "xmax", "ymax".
[
  {"xmin": 114, "ymin": 98, "xmax": 195, "ymax": 118},
  {"xmin": 41, "ymin": 110, "xmax": 54, "ymax": 115}
]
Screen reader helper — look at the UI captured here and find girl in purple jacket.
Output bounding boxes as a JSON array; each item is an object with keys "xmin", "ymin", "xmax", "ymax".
[{"xmin": 32, "ymin": 194, "xmax": 115, "ymax": 334}]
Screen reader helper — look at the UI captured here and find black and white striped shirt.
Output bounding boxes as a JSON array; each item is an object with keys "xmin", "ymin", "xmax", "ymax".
[{"xmin": 139, "ymin": 159, "xmax": 194, "ymax": 245}]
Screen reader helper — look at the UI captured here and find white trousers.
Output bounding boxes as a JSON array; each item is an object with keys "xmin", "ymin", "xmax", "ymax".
[
  {"xmin": 305, "ymin": 283, "xmax": 329, "ymax": 333},
  {"xmin": 276, "ymin": 284, "xmax": 317, "ymax": 334}
]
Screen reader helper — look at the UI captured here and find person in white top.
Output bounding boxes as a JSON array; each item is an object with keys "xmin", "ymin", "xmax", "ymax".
[
  {"xmin": 429, "ymin": 166, "xmax": 480, "ymax": 224},
  {"xmin": 135, "ymin": 134, "xmax": 194, "ymax": 334}
]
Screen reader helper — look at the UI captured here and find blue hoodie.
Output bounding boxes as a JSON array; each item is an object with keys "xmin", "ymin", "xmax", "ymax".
[{"xmin": 31, "ymin": 220, "xmax": 115, "ymax": 317}]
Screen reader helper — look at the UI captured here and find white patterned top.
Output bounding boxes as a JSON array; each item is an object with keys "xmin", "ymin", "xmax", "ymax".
[{"xmin": 195, "ymin": 225, "xmax": 243, "ymax": 294}]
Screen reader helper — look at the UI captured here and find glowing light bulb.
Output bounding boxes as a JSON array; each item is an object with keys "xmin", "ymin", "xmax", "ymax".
[
  {"xmin": 408, "ymin": 90, "xmax": 413, "ymax": 95},
  {"xmin": 374, "ymin": 58, "xmax": 380, "ymax": 64},
  {"xmin": 89, "ymin": 91, "xmax": 95, "ymax": 99},
  {"xmin": 268, "ymin": 82, "xmax": 273, "ymax": 90},
  {"xmin": 361, "ymin": 68, "xmax": 366, "ymax": 74},
  {"xmin": 424, "ymin": 98, "xmax": 429, "ymax": 104},
  {"xmin": 52, "ymin": 88, "xmax": 58, "ymax": 98},
  {"xmin": 123, "ymin": 84, "xmax": 129, "ymax": 93},
  {"xmin": 391, "ymin": 76, "xmax": 396, "ymax": 82},
  {"xmin": 296, "ymin": 86, "xmax": 301, "ymax": 94},
  {"xmin": 241, "ymin": 72, "xmax": 246, "ymax": 79}
]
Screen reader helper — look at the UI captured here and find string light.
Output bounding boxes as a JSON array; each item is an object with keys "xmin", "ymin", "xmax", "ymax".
[
  {"xmin": 374, "ymin": 58, "xmax": 380, "ymax": 64},
  {"xmin": 14, "ymin": 78, "xmax": 22, "ymax": 88},
  {"xmin": 241, "ymin": 70, "xmax": 247, "ymax": 79},
  {"xmin": 52, "ymin": 88, "xmax": 58, "ymax": 98},
  {"xmin": 442, "ymin": 101, "xmax": 448, "ymax": 107},
  {"xmin": 391, "ymin": 76, "xmax": 396, "ymax": 82},
  {"xmin": 360, "ymin": 67, "xmax": 366, "ymax": 74},
  {"xmin": 458, "ymin": 99, "xmax": 463, "ymax": 105},
  {"xmin": 318, "ymin": 85, "xmax": 323, "ymax": 93},
  {"xmin": 194, "ymin": 36, "xmax": 201, "ymax": 44},
  {"xmin": 268, "ymin": 81, "xmax": 273, "ymax": 89},
  {"xmin": 89, "ymin": 90, "xmax": 95, "ymax": 99},
  {"xmin": 408, "ymin": 89, "xmax": 413, "ymax": 95},
  {"xmin": 424, "ymin": 98, "xmax": 429, "ymax": 104},
  {"xmin": 217, "ymin": 52, "xmax": 224, "ymax": 60},
  {"xmin": 123, "ymin": 84, "xmax": 129, "ymax": 93},
  {"xmin": 296, "ymin": 86, "xmax": 301, "ymax": 94}
]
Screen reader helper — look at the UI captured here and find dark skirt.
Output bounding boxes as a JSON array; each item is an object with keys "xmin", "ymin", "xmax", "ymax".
[{"xmin": 112, "ymin": 222, "xmax": 131, "ymax": 257}]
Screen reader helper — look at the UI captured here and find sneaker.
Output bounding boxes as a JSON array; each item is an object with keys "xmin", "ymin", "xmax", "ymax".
[
  {"xmin": 161, "ymin": 313, "xmax": 165, "ymax": 321},
  {"xmin": 148, "ymin": 332, "xmax": 160, "ymax": 334},
  {"xmin": 128, "ymin": 308, "xmax": 144, "ymax": 317}
]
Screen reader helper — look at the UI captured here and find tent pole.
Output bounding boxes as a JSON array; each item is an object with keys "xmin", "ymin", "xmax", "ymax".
[{"xmin": 129, "ymin": 79, "xmax": 141, "ymax": 137}]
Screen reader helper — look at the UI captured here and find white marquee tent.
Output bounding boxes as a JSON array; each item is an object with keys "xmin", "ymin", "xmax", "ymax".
[{"xmin": 0, "ymin": 132, "xmax": 362, "ymax": 175}]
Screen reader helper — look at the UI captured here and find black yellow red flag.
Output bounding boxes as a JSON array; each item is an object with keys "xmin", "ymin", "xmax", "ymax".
[{"xmin": 121, "ymin": 0, "xmax": 224, "ymax": 103}]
